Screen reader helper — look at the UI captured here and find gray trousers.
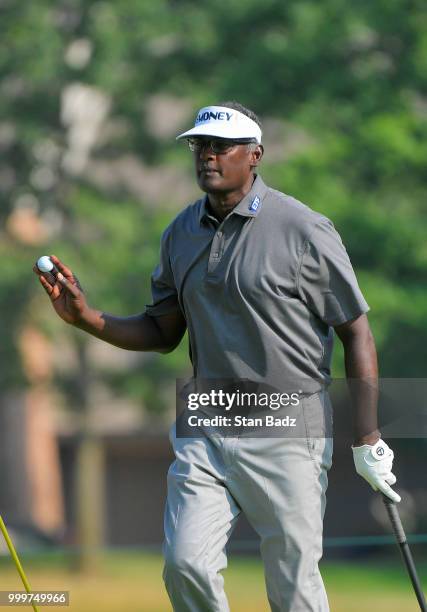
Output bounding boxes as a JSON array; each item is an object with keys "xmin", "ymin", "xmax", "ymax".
[{"xmin": 163, "ymin": 395, "xmax": 333, "ymax": 612}]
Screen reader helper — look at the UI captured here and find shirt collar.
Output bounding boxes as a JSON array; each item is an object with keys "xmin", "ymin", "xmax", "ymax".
[{"xmin": 198, "ymin": 174, "xmax": 268, "ymax": 225}]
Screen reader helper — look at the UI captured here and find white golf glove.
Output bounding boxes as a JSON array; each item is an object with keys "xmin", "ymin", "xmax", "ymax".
[{"xmin": 352, "ymin": 438, "xmax": 401, "ymax": 503}]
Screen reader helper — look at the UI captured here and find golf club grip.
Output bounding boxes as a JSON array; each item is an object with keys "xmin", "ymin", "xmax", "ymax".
[{"xmin": 382, "ymin": 495, "xmax": 406, "ymax": 544}]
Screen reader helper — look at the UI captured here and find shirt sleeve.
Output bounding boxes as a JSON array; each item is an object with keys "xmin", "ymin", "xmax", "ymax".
[
  {"xmin": 296, "ymin": 220, "xmax": 369, "ymax": 326},
  {"xmin": 145, "ymin": 225, "xmax": 181, "ymax": 318}
]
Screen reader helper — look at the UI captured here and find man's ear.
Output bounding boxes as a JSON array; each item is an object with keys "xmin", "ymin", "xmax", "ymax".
[{"xmin": 250, "ymin": 144, "xmax": 264, "ymax": 168}]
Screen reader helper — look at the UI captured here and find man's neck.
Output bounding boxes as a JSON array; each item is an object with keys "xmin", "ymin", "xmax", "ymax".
[{"xmin": 207, "ymin": 174, "xmax": 256, "ymax": 221}]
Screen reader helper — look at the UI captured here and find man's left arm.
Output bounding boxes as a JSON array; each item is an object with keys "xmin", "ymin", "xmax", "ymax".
[
  {"xmin": 334, "ymin": 314, "xmax": 379, "ymax": 445},
  {"xmin": 298, "ymin": 219, "xmax": 400, "ymax": 502},
  {"xmin": 335, "ymin": 314, "xmax": 401, "ymax": 502}
]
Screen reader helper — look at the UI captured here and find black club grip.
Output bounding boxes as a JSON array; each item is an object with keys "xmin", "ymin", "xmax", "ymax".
[{"xmin": 382, "ymin": 494, "xmax": 406, "ymax": 544}]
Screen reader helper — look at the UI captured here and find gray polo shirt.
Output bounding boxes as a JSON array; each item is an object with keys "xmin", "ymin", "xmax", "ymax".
[{"xmin": 146, "ymin": 175, "xmax": 369, "ymax": 386}]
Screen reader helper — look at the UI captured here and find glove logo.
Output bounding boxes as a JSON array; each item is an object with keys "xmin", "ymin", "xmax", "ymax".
[{"xmin": 376, "ymin": 447, "xmax": 385, "ymax": 457}]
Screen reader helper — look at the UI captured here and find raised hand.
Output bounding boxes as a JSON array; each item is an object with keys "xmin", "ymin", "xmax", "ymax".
[{"xmin": 33, "ymin": 255, "xmax": 90, "ymax": 326}]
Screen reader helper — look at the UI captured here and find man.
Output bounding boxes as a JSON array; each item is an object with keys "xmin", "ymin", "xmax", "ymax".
[{"xmin": 34, "ymin": 101, "xmax": 400, "ymax": 612}]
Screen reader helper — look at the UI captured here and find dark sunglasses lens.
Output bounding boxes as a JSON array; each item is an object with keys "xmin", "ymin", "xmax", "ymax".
[
  {"xmin": 211, "ymin": 140, "xmax": 233, "ymax": 153},
  {"xmin": 187, "ymin": 138, "xmax": 239, "ymax": 153}
]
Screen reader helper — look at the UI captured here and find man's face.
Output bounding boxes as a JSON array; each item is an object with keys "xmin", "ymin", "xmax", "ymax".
[{"xmin": 191, "ymin": 137, "xmax": 263, "ymax": 194}]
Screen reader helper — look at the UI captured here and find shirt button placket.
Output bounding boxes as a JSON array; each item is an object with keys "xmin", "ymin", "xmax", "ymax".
[{"xmin": 208, "ymin": 229, "xmax": 224, "ymax": 272}]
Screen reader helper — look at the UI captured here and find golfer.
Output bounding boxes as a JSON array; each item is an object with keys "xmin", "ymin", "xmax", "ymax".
[{"xmin": 34, "ymin": 101, "xmax": 400, "ymax": 611}]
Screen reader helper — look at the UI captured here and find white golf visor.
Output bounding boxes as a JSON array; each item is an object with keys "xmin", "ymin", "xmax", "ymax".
[{"xmin": 176, "ymin": 105, "xmax": 262, "ymax": 143}]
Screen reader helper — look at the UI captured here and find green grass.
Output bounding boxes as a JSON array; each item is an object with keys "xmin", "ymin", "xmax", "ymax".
[{"xmin": 0, "ymin": 551, "xmax": 425, "ymax": 611}]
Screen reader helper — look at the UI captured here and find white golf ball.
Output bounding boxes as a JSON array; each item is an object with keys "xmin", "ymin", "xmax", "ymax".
[{"xmin": 37, "ymin": 255, "xmax": 54, "ymax": 273}]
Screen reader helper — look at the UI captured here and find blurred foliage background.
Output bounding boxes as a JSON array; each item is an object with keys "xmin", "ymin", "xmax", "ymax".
[{"xmin": 1, "ymin": 0, "xmax": 427, "ymax": 417}]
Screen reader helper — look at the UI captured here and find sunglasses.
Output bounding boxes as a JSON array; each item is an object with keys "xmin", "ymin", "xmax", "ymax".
[{"xmin": 187, "ymin": 137, "xmax": 257, "ymax": 154}]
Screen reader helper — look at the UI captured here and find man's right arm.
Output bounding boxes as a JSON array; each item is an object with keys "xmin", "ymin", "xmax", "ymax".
[
  {"xmin": 76, "ymin": 309, "xmax": 186, "ymax": 353},
  {"xmin": 33, "ymin": 254, "xmax": 186, "ymax": 353}
]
